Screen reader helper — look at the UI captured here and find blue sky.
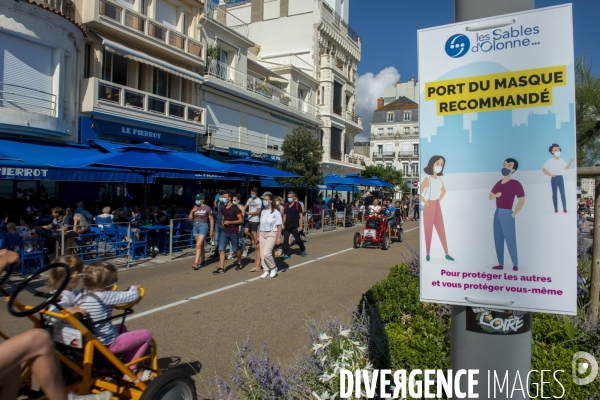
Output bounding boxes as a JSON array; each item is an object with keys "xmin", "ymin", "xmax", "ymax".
[{"xmin": 352, "ymin": 0, "xmax": 600, "ymax": 140}]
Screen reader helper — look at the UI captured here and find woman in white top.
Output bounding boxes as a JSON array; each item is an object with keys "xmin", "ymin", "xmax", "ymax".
[
  {"xmin": 368, "ymin": 199, "xmax": 382, "ymax": 215},
  {"xmin": 542, "ymin": 143, "xmax": 574, "ymax": 213},
  {"xmin": 421, "ymin": 156, "xmax": 453, "ymax": 262},
  {"xmin": 258, "ymin": 193, "xmax": 282, "ymax": 278}
]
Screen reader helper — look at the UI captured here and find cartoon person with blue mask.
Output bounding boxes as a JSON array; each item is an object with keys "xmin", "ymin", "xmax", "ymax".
[
  {"xmin": 489, "ymin": 158, "xmax": 525, "ymax": 271},
  {"xmin": 542, "ymin": 143, "xmax": 574, "ymax": 213}
]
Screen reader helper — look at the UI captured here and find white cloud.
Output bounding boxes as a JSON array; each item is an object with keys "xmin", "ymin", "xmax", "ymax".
[{"xmin": 354, "ymin": 66, "xmax": 400, "ymax": 141}]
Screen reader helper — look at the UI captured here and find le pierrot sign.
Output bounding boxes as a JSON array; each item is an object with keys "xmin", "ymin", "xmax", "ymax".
[{"xmin": 418, "ymin": 5, "xmax": 577, "ymax": 314}]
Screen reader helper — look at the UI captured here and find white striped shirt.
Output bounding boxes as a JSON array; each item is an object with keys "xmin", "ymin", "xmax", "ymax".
[{"xmin": 76, "ymin": 286, "xmax": 139, "ymax": 345}]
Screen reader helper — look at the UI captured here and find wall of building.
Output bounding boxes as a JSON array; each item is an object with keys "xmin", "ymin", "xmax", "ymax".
[{"xmin": 0, "ymin": 1, "xmax": 85, "ymax": 143}]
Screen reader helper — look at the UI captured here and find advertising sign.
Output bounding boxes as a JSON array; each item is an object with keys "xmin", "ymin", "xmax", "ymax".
[
  {"xmin": 229, "ymin": 147, "xmax": 252, "ymax": 158},
  {"xmin": 418, "ymin": 5, "xmax": 576, "ymax": 314}
]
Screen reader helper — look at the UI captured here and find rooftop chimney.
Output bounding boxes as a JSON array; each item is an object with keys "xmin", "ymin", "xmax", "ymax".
[{"xmin": 377, "ymin": 97, "xmax": 384, "ymax": 109}]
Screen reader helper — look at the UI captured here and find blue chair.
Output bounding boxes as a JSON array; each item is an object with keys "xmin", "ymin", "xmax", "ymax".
[
  {"xmin": 77, "ymin": 231, "xmax": 101, "ymax": 263},
  {"xmin": 18, "ymin": 237, "xmax": 45, "ymax": 275},
  {"xmin": 167, "ymin": 223, "xmax": 182, "ymax": 254},
  {"xmin": 101, "ymin": 224, "xmax": 122, "ymax": 256},
  {"xmin": 95, "ymin": 216, "xmax": 113, "ymax": 228},
  {"xmin": 6, "ymin": 233, "xmax": 21, "ymax": 251},
  {"xmin": 117, "ymin": 225, "xmax": 148, "ymax": 260}
]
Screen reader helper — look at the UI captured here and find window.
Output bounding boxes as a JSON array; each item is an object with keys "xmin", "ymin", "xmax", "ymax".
[
  {"xmin": 377, "ymin": 145, "xmax": 383, "ymax": 154},
  {"xmin": 84, "ymin": 44, "xmax": 91, "ymax": 79},
  {"xmin": 102, "ymin": 51, "xmax": 128, "ymax": 86},
  {"xmin": 153, "ymin": 68, "xmax": 172, "ymax": 98},
  {"xmin": 320, "ymin": 86, "xmax": 325, "ymax": 105},
  {"xmin": 376, "ymin": 163, "xmax": 383, "ymax": 167},
  {"xmin": 412, "ymin": 164, "xmax": 419, "ymax": 176},
  {"xmin": 156, "ymin": 0, "xmax": 178, "ymax": 30},
  {"xmin": 386, "ymin": 162, "xmax": 393, "ymax": 168},
  {"xmin": 377, "ymin": 128, "xmax": 383, "ymax": 135},
  {"xmin": 386, "ymin": 128, "xmax": 393, "ymax": 135},
  {"xmin": 387, "ymin": 112, "xmax": 394, "ymax": 122},
  {"xmin": 404, "ymin": 127, "xmax": 410, "ymax": 134},
  {"xmin": 298, "ymin": 88, "xmax": 305, "ymax": 101},
  {"xmin": 183, "ymin": 14, "xmax": 192, "ymax": 37},
  {"xmin": 402, "ymin": 163, "xmax": 409, "ymax": 176},
  {"xmin": 413, "ymin": 144, "xmax": 419, "ymax": 156},
  {"xmin": 404, "ymin": 112, "xmax": 410, "ymax": 121},
  {"xmin": 414, "ymin": 126, "xmax": 419, "ymax": 134}
]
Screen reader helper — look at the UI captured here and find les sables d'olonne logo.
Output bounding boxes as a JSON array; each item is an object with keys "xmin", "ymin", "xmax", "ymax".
[{"xmin": 445, "ymin": 34, "xmax": 470, "ymax": 58}]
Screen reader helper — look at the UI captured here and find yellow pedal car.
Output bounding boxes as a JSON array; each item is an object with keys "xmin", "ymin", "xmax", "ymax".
[{"xmin": 1, "ymin": 262, "xmax": 196, "ymax": 400}]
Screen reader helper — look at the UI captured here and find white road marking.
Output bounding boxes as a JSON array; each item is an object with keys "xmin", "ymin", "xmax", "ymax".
[{"xmin": 128, "ymin": 226, "xmax": 419, "ymax": 320}]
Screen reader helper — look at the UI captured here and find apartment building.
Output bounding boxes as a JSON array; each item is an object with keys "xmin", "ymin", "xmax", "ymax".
[
  {"xmin": 369, "ymin": 96, "xmax": 420, "ymax": 193},
  {"xmin": 225, "ymin": 0, "xmax": 365, "ymax": 173}
]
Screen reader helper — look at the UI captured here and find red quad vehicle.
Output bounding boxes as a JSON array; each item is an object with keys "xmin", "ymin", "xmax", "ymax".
[{"xmin": 353, "ymin": 214, "xmax": 403, "ymax": 250}]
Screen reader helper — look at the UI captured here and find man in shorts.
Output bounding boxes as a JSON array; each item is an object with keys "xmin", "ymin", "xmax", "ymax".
[
  {"xmin": 214, "ymin": 191, "xmax": 243, "ymax": 274},
  {"xmin": 244, "ymin": 187, "xmax": 261, "ymax": 257}
]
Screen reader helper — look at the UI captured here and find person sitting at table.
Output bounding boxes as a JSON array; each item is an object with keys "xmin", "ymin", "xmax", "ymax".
[
  {"xmin": 74, "ymin": 201, "xmax": 94, "ymax": 222},
  {"xmin": 64, "ymin": 213, "xmax": 92, "ymax": 255},
  {"xmin": 311, "ymin": 202, "xmax": 322, "ymax": 229},
  {"xmin": 16, "ymin": 214, "xmax": 39, "ymax": 253},
  {"xmin": 110, "ymin": 208, "xmax": 128, "ymax": 227},
  {"xmin": 95, "ymin": 207, "xmax": 113, "ymax": 227},
  {"xmin": 131, "ymin": 206, "xmax": 142, "ymax": 222},
  {"xmin": 64, "ymin": 207, "xmax": 74, "ymax": 228},
  {"xmin": 43, "ymin": 207, "xmax": 66, "ymax": 231}
]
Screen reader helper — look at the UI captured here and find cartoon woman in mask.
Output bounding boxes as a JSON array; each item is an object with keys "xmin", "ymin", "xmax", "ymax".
[
  {"xmin": 542, "ymin": 143, "xmax": 574, "ymax": 213},
  {"xmin": 421, "ymin": 155, "xmax": 454, "ymax": 262}
]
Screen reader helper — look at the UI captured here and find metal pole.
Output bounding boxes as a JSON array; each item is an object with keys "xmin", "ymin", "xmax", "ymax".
[
  {"xmin": 590, "ymin": 177, "xmax": 600, "ymax": 324},
  {"xmin": 450, "ymin": 1, "xmax": 535, "ymax": 396},
  {"xmin": 126, "ymin": 222, "xmax": 131, "ymax": 268},
  {"xmin": 60, "ymin": 228, "xmax": 65, "ymax": 257},
  {"xmin": 169, "ymin": 219, "xmax": 174, "ymax": 260}
]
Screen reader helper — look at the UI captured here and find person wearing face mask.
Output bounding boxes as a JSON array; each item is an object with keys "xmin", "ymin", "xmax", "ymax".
[
  {"xmin": 489, "ymin": 158, "xmax": 525, "ymax": 271},
  {"xmin": 421, "ymin": 155, "xmax": 454, "ymax": 262},
  {"xmin": 542, "ymin": 143, "xmax": 574, "ymax": 213},
  {"xmin": 214, "ymin": 191, "xmax": 243, "ymax": 274},
  {"xmin": 258, "ymin": 193, "xmax": 282, "ymax": 278},
  {"xmin": 281, "ymin": 191, "xmax": 306, "ymax": 259},
  {"xmin": 244, "ymin": 188, "xmax": 262, "ymax": 258},
  {"xmin": 229, "ymin": 194, "xmax": 247, "ymax": 261},
  {"xmin": 210, "ymin": 190, "xmax": 227, "ymax": 258},
  {"xmin": 189, "ymin": 193, "xmax": 214, "ymax": 270}
]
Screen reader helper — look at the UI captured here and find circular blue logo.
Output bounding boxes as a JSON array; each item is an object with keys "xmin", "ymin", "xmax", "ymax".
[{"xmin": 445, "ymin": 34, "xmax": 470, "ymax": 58}]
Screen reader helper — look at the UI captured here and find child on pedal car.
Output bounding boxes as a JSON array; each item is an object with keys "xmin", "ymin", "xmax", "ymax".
[
  {"xmin": 76, "ymin": 261, "xmax": 154, "ymax": 382},
  {"xmin": 46, "ymin": 255, "xmax": 88, "ymax": 319}
]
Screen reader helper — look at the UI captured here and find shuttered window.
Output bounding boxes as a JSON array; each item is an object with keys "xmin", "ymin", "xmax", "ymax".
[
  {"xmin": 0, "ymin": 33, "xmax": 54, "ymax": 116},
  {"xmin": 156, "ymin": 0, "xmax": 178, "ymax": 29}
]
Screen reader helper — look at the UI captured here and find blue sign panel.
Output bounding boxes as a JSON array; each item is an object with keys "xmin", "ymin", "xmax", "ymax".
[
  {"xmin": 79, "ymin": 117, "xmax": 197, "ymax": 152},
  {"xmin": 261, "ymin": 153, "xmax": 281, "ymax": 163},
  {"xmin": 228, "ymin": 147, "xmax": 252, "ymax": 158}
]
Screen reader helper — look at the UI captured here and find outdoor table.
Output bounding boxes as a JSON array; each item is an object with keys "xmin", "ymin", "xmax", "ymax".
[
  {"xmin": 37, "ymin": 230, "xmax": 77, "ymax": 259},
  {"xmin": 139, "ymin": 225, "xmax": 170, "ymax": 257}
]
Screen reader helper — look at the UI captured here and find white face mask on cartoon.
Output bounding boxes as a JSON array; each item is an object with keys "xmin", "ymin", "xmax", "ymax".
[
  {"xmin": 553, "ymin": 151, "xmax": 561, "ymax": 157},
  {"xmin": 433, "ymin": 165, "xmax": 443, "ymax": 173}
]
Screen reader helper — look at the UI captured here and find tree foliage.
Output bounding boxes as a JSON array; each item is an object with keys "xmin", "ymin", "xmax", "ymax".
[
  {"xmin": 360, "ymin": 165, "xmax": 410, "ymax": 193},
  {"xmin": 576, "ymin": 55, "xmax": 600, "ymax": 166},
  {"xmin": 277, "ymin": 126, "xmax": 324, "ymax": 189}
]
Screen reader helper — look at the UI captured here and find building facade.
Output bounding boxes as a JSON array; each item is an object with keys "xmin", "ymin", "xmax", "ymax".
[
  {"xmin": 368, "ymin": 96, "xmax": 419, "ymax": 192},
  {"xmin": 226, "ymin": 0, "xmax": 365, "ymax": 174},
  {"xmin": 581, "ymin": 178, "xmax": 595, "ymax": 200}
]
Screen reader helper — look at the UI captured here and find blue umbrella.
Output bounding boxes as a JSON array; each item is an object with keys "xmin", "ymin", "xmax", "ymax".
[
  {"xmin": 368, "ymin": 176, "xmax": 395, "ymax": 189},
  {"xmin": 49, "ymin": 142, "xmax": 227, "ymax": 211},
  {"xmin": 343, "ymin": 173, "xmax": 376, "ymax": 187},
  {"xmin": 0, "ymin": 151, "xmax": 23, "ymax": 162},
  {"xmin": 224, "ymin": 163, "xmax": 299, "ymax": 178},
  {"xmin": 226, "ymin": 157, "xmax": 270, "ymax": 165}
]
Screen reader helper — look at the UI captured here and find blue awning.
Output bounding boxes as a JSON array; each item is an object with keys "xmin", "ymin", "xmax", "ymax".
[{"xmin": 0, "ymin": 139, "xmax": 150, "ymax": 183}]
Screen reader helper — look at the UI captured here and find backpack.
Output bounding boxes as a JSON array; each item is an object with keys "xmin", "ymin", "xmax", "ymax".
[{"xmin": 284, "ymin": 202, "xmax": 300, "ymax": 212}]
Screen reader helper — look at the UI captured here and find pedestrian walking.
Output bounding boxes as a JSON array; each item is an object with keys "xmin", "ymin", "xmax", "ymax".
[
  {"xmin": 244, "ymin": 187, "xmax": 261, "ymax": 257},
  {"xmin": 412, "ymin": 195, "xmax": 420, "ymax": 221},
  {"xmin": 190, "ymin": 193, "xmax": 213, "ymax": 270},
  {"xmin": 228, "ymin": 194, "xmax": 246, "ymax": 260},
  {"xmin": 282, "ymin": 191, "xmax": 306, "ymax": 259},
  {"xmin": 213, "ymin": 191, "xmax": 243, "ymax": 274},
  {"xmin": 210, "ymin": 190, "xmax": 226, "ymax": 258},
  {"xmin": 258, "ymin": 193, "xmax": 282, "ymax": 278}
]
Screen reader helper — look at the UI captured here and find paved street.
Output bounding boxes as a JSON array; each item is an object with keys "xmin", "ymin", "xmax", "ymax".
[{"xmin": 2, "ymin": 220, "xmax": 419, "ymax": 392}]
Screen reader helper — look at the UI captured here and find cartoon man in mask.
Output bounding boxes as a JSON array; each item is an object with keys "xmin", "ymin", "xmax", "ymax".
[{"xmin": 489, "ymin": 158, "xmax": 525, "ymax": 271}]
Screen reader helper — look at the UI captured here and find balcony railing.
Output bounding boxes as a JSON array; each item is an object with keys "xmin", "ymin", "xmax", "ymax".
[
  {"xmin": 97, "ymin": 79, "xmax": 203, "ymax": 123},
  {"xmin": 345, "ymin": 154, "xmax": 366, "ymax": 166},
  {"xmin": 333, "ymin": 104, "xmax": 342, "ymax": 116},
  {"xmin": 258, "ymin": 53, "xmax": 314, "ymax": 72},
  {"xmin": 0, "ymin": 82, "xmax": 56, "ymax": 117},
  {"xmin": 398, "ymin": 151, "xmax": 419, "ymax": 158},
  {"xmin": 37, "ymin": 0, "xmax": 75, "ymax": 19},
  {"xmin": 204, "ymin": 124, "xmax": 283, "ymax": 155},
  {"xmin": 98, "ymin": 0, "xmax": 204, "ymax": 61},
  {"xmin": 321, "ymin": 2, "xmax": 361, "ymax": 46},
  {"xmin": 346, "ymin": 111, "xmax": 360, "ymax": 124},
  {"xmin": 205, "ymin": 0, "xmax": 249, "ymax": 38},
  {"xmin": 335, "ymin": 58, "xmax": 344, "ymax": 71},
  {"xmin": 206, "ymin": 59, "xmax": 318, "ymax": 118},
  {"xmin": 372, "ymin": 152, "xmax": 396, "ymax": 158},
  {"xmin": 330, "ymin": 150, "xmax": 343, "ymax": 161}
]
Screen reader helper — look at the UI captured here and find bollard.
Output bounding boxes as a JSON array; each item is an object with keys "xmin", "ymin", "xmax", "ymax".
[{"xmin": 169, "ymin": 219, "xmax": 174, "ymax": 260}]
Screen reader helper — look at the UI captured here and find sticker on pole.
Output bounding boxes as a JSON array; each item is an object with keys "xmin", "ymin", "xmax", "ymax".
[{"xmin": 418, "ymin": 5, "xmax": 577, "ymax": 314}]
